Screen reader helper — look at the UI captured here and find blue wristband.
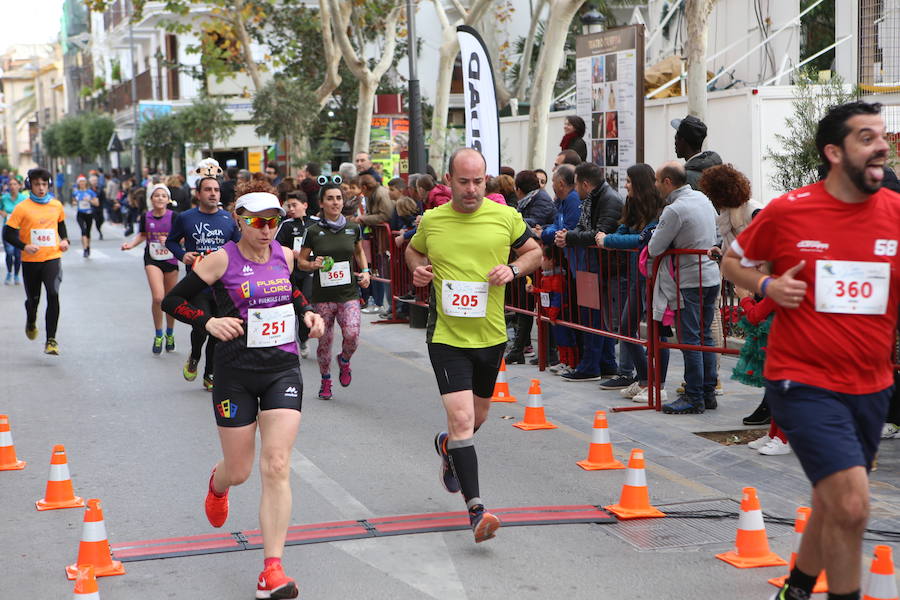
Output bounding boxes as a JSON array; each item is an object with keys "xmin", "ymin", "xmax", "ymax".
[{"xmin": 760, "ymin": 276, "xmax": 773, "ymax": 297}]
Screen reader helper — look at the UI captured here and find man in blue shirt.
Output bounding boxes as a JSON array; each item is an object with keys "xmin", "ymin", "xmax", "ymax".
[{"xmin": 166, "ymin": 176, "xmax": 240, "ymax": 391}]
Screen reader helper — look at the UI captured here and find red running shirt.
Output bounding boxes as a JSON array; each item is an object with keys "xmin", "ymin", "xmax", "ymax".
[{"xmin": 733, "ymin": 181, "xmax": 900, "ymax": 394}]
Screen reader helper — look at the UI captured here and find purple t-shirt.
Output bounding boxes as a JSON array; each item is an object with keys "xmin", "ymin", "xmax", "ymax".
[{"xmin": 213, "ymin": 240, "xmax": 298, "ymax": 370}]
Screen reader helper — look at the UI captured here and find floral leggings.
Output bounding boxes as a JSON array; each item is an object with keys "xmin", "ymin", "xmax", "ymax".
[{"xmin": 314, "ymin": 300, "xmax": 361, "ymax": 376}]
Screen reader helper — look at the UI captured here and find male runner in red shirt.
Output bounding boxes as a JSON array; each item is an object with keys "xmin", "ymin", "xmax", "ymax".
[{"xmin": 723, "ymin": 101, "xmax": 899, "ymax": 600}]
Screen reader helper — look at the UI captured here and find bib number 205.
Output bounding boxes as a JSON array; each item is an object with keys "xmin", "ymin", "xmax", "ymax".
[{"xmin": 441, "ymin": 280, "xmax": 488, "ymax": 318}]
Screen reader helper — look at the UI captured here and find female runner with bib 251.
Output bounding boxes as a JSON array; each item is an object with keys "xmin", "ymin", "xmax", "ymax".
[
  {"xmin": 162, "ymin": 190, "xmax": 324, "ymax": 599},
  {"xmin": 121, "ymin": 183, "xmax": 179, "ymax": 354}
]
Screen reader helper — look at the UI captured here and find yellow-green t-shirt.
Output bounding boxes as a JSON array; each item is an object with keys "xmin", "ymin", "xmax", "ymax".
[{"xmin": 410, "ymin": 199, "xmax": 528, "ymax": 348}]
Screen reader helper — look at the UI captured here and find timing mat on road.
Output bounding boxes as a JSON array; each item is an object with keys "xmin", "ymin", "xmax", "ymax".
[{"xmin": 111, "ymin": 504, "xmax": 616, "ymax": 562}]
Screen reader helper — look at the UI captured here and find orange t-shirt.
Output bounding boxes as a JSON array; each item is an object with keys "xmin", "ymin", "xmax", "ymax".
[
  {"xmin": 6, "ymin": 198, "xmax": 66, "ymax": 263},
  {"xmin": 733, "ymin": 181, "xmax": 900, "ymax": 395}
]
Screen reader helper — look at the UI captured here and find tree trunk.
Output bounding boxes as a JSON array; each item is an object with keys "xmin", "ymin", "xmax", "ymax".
[
  {"xmin": 315, "ymin": 0, "xmax": 342, "ymax": 108},
  {"xmin": 685, "ymin": 0, "xmax": 716, "ymax": 121},
  {"xmin": 513, "ymin": 0, "xmax": 546, "ymax": 102},
  {"xmin": 231, "ymin": 1, "xmax": 263, "ymax": 92},
  {"xmin": 429, "ymin": 32, "xmax": 458, "ymax": 174},
  {"xmin": 526, "ymin": 0, "xmax": 585, "ymax": 169},
  {"xmin": 354, "ymin": 76, "xmax": 376, "ymax": 157}
]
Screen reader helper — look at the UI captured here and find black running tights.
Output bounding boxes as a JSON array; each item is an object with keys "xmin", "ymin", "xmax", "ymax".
[{"xmin": 22, "ymin": 258, "xmax": 62, "ymax": 339}]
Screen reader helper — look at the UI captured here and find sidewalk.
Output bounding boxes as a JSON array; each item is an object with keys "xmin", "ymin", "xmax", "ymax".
[{"xmin": 364, "ymin": 310, "xmax": 900, "ymax": 547}]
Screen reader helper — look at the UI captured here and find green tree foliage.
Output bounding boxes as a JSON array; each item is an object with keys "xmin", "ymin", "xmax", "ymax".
[
  {"xmin": 138, "ymin": 113, "xmax": 185, "ymax": 169},
  {"xmin": 767, "ymin": 69, "xmax": 859, "ymax": 192},
  {"xmin": 800, "ymin": 0, "xmax": 835, "ymax": 74},
  {"xmin": 251, "ymin": 77, "xmax": 318, "ymax": 142},
  {"xmin": 81, "ymin": 113, "xmax": 116, "ymax": 161},
  {"xmin": 176, "ymin": 96, "xmax": 236, "ymax": 156},
  {"xmin": 42, "ymin": 122, "xmax": 62, "ymax": 159},
  {"xmin": 56, "ymin": 114, "xmax": 88, "ymax": 159}
]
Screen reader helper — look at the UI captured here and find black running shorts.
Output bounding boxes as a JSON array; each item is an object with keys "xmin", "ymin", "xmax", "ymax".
[
  {"xmin": 212, "ymin": 366, "xmax": 303, "ymax": 427},
  {"xmin": 427, "ymin": 342, "xmax": 505, "ymax": 398},
  {"xmin": 143, "ymin": 253, "xmax": 178, "ymax": 273}
]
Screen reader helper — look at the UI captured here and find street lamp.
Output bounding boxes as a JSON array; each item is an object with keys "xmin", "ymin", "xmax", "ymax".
[
  {"xmin": 581, "ymin": 7, "xmax": 607, "ymax": 35},
  {"xmin": 405, "ymin": 0, "xmax": 426, "ymax": 175}
]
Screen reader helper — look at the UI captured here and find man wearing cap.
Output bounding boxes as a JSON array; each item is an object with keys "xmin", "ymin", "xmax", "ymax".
[
  {"xmin": 166, "ymin": 174, "xmax": 240, "ymax": 391},
  {"xmin": 671, "ymin": 115, "xmax": 723, "ymax": 191}
]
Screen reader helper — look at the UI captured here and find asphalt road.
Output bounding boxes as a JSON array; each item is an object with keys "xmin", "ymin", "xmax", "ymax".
[{"xmin": 1, "ymin": 209, "xmax": 898, "ymax": 599}]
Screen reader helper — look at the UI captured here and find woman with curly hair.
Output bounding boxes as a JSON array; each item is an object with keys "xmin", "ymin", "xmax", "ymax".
[
  {"xmin": 699, "ymin": 164, "xmax": 763, "ymax": 259},
  {"xmin": 699, "ymin": 164, "xmax": 766, "ymax": 422}
]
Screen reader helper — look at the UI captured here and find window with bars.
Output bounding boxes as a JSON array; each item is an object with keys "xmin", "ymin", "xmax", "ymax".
[{"xmin": 859, "ymin": 0, "xmax": 900, "ymax": 135}]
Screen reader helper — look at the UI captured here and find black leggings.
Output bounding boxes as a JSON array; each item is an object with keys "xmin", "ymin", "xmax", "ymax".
[
  {"xmin": 189, "ymin": 291, "xmax": 217, "ymax": 377},
  {"xmin": 93, "ymin": 207, "xmax": 104, "ymax": 234},
  {"xmin": 22, "ymin": 258, "xmax": 62, "ymax": 340},
  {"xmin": 76, "ymin": 212, "xmax": 93, "ymax": 239}
]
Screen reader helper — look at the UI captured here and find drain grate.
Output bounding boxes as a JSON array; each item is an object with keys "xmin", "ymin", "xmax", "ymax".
[{"xmin": 603, "ymin": 498, "xmax": 793, "ymax": 551}]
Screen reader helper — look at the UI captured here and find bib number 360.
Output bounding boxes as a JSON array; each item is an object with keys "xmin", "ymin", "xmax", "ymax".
[
  {"xmin": 815, "ymin": 260, "xmax": 889, "ymax": 315},
  {"xmin": 441, "ymin": 280, "xmax": 488, "ymax": 318}
]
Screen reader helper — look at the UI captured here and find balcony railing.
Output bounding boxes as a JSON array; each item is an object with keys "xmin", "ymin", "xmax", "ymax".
[{"xmin": 109, "ymin": 70, "xmax": 153, "ymax": 112}]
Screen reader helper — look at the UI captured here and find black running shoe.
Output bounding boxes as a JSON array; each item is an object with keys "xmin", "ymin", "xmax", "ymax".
[{"xmin": 433, "ymin": 432, "xmax": 460, "ymax": 494}]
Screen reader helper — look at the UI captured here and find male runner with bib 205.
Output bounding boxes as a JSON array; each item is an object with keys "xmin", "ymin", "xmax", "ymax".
[{"xmin": 406, "ymin": 148, "xmax": 541, "ymax": 543}]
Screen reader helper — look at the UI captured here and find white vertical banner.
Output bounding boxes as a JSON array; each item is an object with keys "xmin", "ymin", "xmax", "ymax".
[{"xmin": 456, "ymin": 25, "xmax": 500, "ymax": 177}]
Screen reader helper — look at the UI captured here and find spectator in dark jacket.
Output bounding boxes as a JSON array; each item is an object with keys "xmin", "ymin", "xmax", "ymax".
[
  {"xmin": 514, "ymin": 170, "xmax": 557, "ymax": 227},
  {"xmin": 672, "ymin": 115, "xmax": 722, "ymax": 190},
  {"xmin": 555, "ymin": 162, "xmax": 624, "ymax": 381},
  {"xmin": 560, "ymin": 115, "xmax": 588, "ymax": 162},
  {"xmin": 220, "ymin": 167, "xmax": 237, "ymax": 210},
  {"xmin": 505, "ymin": 170, "xmax": 558, "ymax": 364},
  {"xmin": 299, "ymin": 162, "xmax": 322, "ymax": 215}
]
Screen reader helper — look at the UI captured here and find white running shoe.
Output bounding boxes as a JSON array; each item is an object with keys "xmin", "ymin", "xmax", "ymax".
[
  {"xmin": 631, "ymin": 388, "xmax": 667, "ymax": 403},
  {"xmin": 747, "ymin": 435, "xmax": 772, "ymax": 450},
  {"xmin": 554, "ymin": 365, "xmax": 575, "ymax": 376},
  {"xmin": 620, "ymin": 381, "xmax": 645, "ymax": 399},
  {"xmin": 548, "ymin": 363, "xmax": 567, "ymax": 374},
  {"xmin": 758, "ymin": 437, "xmax": 791, "ymax": 456},
  {"xmin": 881, "ymin": 423, "xmax": 900, "ymax": 439}
]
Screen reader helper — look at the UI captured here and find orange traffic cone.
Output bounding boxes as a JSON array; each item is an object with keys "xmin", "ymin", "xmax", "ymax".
[
  {"xmin": 768, "ymin": 506, "xmax": 828, "ymax": 592},
  {"xmin": 0, "ymin": 414, "xmax": 26, "ymax": 470},
  {"xmin": 66, "ymin": 499, "xmax": 125, "ymax": 580},
  {"xmin": 716, "ymin": 487, "xmax": 787, "ymax": 568},
  {"xmin": 863, "ymin": 545, "xmax": 899, "ymax": 600},
  {"xmin": 576, "ymin": 411, "xmax": 624, "ymax": 470},
  {"xmin": 513, "ymin": 379, "xmax": 557, "ymax": 430},
  {"xmin": 36, "ymin": 445, "xmax": 85, "ymax": 511},
  {"xmin": 491, "ymin": 358, "xmax": 517, "ymax": 402},
  {"xmin": 604, "ymin": 448, "xmax": 665, "ymax": 519},
  {"xmin": 72, "ymin": 564, "xmax": 100, "ymax": 599}
]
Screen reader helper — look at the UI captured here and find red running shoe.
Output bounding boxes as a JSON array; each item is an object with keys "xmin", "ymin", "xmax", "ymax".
[
  {"xmin": 256, "ymin": 563, "xmax": 299, "ymax": 599},
  {"xmin": 205, "ymin": 468, "xmax": 229, "ymax": 528},
  {"xmin": 336, "ymin": 353, "xmax": 352, "ymax": 387}
]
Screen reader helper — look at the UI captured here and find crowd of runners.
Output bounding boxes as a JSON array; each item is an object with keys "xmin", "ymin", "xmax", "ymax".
[{"xmin": 1, "ymin": 100, "xmax": 899, "ymax": 600}]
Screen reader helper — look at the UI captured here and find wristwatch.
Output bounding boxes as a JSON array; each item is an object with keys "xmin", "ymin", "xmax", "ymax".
[{"xmin": 508, "ymin": 264, "xmax": 520, "ymax": 279}]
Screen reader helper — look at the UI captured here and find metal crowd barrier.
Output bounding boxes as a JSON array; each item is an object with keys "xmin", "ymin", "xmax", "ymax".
[{"xmin": 366, "ymin": 223, "xmax": 898, "ymax": 412}]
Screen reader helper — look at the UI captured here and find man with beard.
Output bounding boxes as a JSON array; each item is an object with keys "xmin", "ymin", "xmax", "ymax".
[{"xmin": 722, "ymin": 101, "xmax": 900, "ymax": 600}]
